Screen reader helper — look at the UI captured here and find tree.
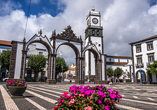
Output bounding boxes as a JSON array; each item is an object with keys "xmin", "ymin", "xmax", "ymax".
[
  {"xmin": 147, "ymin": 61, "xmax": 157, "ymax": 75},
  {"xmin": 147, "ymin": 61, "xmax": 157, "ymax": 83},
  {"xmin": 55, "ymin": 57, "xmax": 69, "ymax": 79},
  {"xmin": 106, "ymin": 68, "xmax": 114, "ymax": 77},
  {"xmin": 28, "ymin": 55, "xmax": 46, "ymax": 81},
  {"xmin": 0, "ymin": 49, "xmax": 11, "ymax": 71},
  {"xmin": 127, "ymin": 72, "xmax": 131, "ymax": 79},
  {"xmin": 114, "ymin": 67, "xmax": 123, "ymax": 78}
]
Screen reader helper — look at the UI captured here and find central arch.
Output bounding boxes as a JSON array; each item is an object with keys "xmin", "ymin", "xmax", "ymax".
[
  {"xmin": 82, "ymin": 42, "xmax": 102, "ymax": 84},
  {"xmin": 50, "ymin": 26, "xmax": 83, "ymax": 84}
]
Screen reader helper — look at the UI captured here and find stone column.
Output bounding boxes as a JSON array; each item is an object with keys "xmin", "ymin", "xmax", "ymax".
[
  {"xmin": 20, "ymin": 38, "xmax": 26, "ymax": 79},
  {"xmin": 79, "ymin": 57, "xmax": 84, "ymax": 84},
  {"xmin": 46, "ymin": 54, "xmax": 56, "ymax": 84},
  {"xmin": 75, "ymin": 57, "xmax": 80, "ymax": 84},
  {"xmin": 9, "ymin": 41, "xmax": 18, "ymax": 78}
]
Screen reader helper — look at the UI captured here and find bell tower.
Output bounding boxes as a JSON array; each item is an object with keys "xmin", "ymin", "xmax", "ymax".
[{"xmin": 85, "ymin": 8, "xmax": 104, "ymax": 78}]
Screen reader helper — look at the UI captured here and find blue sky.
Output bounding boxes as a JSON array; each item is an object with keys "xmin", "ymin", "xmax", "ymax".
[
  {"xmin": 0, "ymin": 0, "xmax": 66, "ymax": 16},
  {"xmin": 1, "ymin": 0, "xmax": 157, "ymax": 65}
]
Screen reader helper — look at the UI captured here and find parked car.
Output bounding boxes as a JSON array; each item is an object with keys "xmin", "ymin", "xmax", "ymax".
[{"xmin": 2, "ymin": 78, "xmax": 9, "ymax": 82}]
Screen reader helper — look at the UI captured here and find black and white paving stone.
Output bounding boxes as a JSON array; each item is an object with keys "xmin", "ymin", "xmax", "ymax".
[{"xmin": 0, "ymin": 82, "xmax": 157, "ymax": 110}]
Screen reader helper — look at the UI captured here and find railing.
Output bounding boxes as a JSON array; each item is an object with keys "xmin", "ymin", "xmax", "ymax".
[
  {"xmin": 146, "ymin": 62, "xmax": 154, "ymax": 66},
  {"xmin": 135, "ymin": 63, "xmax": 144, "ymax": 68}
]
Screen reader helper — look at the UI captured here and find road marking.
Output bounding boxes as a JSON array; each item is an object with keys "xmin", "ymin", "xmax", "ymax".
[
  {"xmin": 122, "ymin": 98, "xmax": 157, "ymax": 106},
  {"xmin": 148, "ymin": 98, "xmax": 155, "ymax": 101},
  {"xmin": 116, "ymin": 104, "xmax": 143, "ymax": 110},
  {"xmin": 133, "ymin": 96, "xmax": 139, "ymax": 99},
  {"xmin": 28, "ymin": 86, "xmax": 64, "ymax": 94},
  {"xmin": 25, "ymin": 97, "xmax": 47, "ymax": 110},
  {"xmin": 26, "ymin": 90, "xmax": 57, "ymax": 104},
  {"xmin": 0, "ymin": 85, "xmax": 19, "ymax": 110},
  {"xmin": 28, "ymin": 87, "xmax": 61, "ymax": 97}
]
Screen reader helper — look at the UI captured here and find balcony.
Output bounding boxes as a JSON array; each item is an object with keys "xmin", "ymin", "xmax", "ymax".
[
  {"xmin": 135, "ymin": 63, "xmax": 144, "ymax": 68},
  {"xmin": 146, "ymin": 62, "xmax": 154, "ymax": 66}
]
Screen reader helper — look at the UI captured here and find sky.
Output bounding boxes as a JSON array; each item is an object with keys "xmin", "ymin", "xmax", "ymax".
[{"xmin": 1, "ymin": 0, "xmax": 157, "ymax": 66}]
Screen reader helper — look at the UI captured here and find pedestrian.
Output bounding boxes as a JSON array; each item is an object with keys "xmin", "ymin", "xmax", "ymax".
[
  {"xmin": 107, "ymin": 77, "xmax": 109, "ymax": 84},
  {"xmin": 123, "ymin": 77, "xmax": 125, "ymax": 84},
  {"xmin": 111, "ymin": 77, "xmax": 113, "ymax": 85}
]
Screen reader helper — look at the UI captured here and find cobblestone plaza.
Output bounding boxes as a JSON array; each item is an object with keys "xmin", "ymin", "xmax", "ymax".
[{"xmin": 0, "ymin": 82, "xmax": 157, "ymax": 110}]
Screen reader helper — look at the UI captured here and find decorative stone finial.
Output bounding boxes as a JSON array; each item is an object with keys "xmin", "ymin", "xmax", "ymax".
[
  {"xmin": 92, "ymin": 7, "xmax": 95, "ymax": 11},
  {"xmin": 38, "ymin": 29, "xmax": 42, "ymax": 36}
]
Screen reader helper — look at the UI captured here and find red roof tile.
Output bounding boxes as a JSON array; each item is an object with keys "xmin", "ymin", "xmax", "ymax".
[
  {"xmin": 0, "ymin": 40, "xmax": 11, "ymax": 46},
  {"xmin": 129, "ymin": 34, "xmax": 157, "ymax": 45}
]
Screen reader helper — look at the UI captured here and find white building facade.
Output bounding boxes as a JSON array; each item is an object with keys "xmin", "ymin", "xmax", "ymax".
[
  {"xmin": 0, "ymin": 40, "xmax": 12, "ymax": 80},
  {"xmin": 130, "ymin": 35, "xmax": 157, "ymax": 83},
  {"xmin": 106, "ymin": 55, "xmax": 132, "ymax": 80},
  {"xmin": 25, "ymin": 44, "xmax": 48, "ymax": 81}
]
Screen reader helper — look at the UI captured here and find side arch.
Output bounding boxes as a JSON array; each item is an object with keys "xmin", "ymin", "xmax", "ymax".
[
  {"xmin": 82, "ymin": 43, "xmax": 102, "ymax": 84},
  {"xmin": 135, "ymin": 70, "xmax": 146, "ymax": 83}
]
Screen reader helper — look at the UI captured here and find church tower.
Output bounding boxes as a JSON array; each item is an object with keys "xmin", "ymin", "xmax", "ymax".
[{"xmin": 85, "ymin": 8, "xmax": 104, "ymax": 78}]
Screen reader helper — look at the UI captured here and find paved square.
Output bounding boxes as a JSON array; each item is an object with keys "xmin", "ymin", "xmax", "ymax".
[{"xmin": 0, "ymin": 82, "xmax": 157, "ymax": 110}]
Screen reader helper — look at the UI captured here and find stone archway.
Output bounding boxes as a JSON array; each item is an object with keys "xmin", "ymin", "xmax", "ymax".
[
  {"xmin": 9, "ymin": 30, "xmax": 56, "ymax": 84},
  {"xmin": 24, "ymin": 31, "xmax": 55, "ymax": 84},
  {"xmin": 9, "ymin": 25, "xmax": 106, "ymax": 84},
  {"xmin": 55, "ymin": 42, "xmax": 81, "ymax": 84},
  {"xmin": 135, "ymin": 70, "xmax": 146, "ymax": 83},
  {"xmin": 82, "ymin": 42, "xmax": 106, "ymax": 84},
  {"xmin": 50, "ymin": 26, "xmax": 83, "ymax": 84}
]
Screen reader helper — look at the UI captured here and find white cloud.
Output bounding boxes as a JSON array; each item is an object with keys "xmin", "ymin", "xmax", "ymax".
[
  {"xmin": 1, "ymin": 0, "xmax": 157, "ymax": 64},
  {"xmin": 0, "ymin": 0, "xmax": 21, "ymax": 16},
  {"xmin": 31, "ymin": 0, "xmax": 40, "ymax": 4}
]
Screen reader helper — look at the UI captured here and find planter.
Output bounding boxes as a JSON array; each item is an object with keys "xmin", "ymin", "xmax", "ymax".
[
  {"xmin": 9, "ymin": 86, "xmax": 26, "ymax": 96},
  {"xmin": 6, "ymin": 84, "xmax": 9, "ymax": 89}
]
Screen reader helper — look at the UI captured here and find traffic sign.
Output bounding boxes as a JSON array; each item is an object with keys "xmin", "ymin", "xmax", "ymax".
[{"xmin": 141, "ymin": 71, "xmax": 144, "ymax": 75}]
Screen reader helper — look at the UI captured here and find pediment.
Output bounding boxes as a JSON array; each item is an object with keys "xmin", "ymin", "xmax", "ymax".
[{"xmin": 50, "ymin": 25, "xmax": 82, "ymax": 43}]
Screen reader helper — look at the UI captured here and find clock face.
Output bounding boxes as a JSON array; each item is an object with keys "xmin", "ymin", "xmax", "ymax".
[
  {"xmin": 92, "ymin": 18, "xmax": 98, "ymax": 24},
  {"xmin": 87, "ymin": 20, "xmax": 89, "ymax": 25}
]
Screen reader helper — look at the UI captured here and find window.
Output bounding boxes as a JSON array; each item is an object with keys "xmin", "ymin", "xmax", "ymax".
[
  {"xmin": 39, "ymin": 52, "xmax": 43, "ymax": 55},
  {"xmin": 109, "ymin": 58, "xmax": 111, "ymax": 62},
  {"xmin": 136, "ymin": 45, "xmax": 141, "ymax": 53},
  {"xmin": 137, "ymin": 58, "xmax": 142, "ymax": 64},
  {"xmin": 97, "ymin": 30, "xmax": 99, "ymax": 36},
  {"xmin": 92, "ymin": 29, "xmax": 95, "ymax": 35},
  {"xmin": 136, "ymin": 55, "xmax": 143, "ymax": 68},
  {"xmin": 148, "ymin": 53, "xmax": 154, "ymax": 63},
  {"xmin": 136, "ymin": 55, "xmax": 142, "ymax": 65},
  {"xmin": 147, "ymin": 42, "xmax": 153, "ymax": 51}
]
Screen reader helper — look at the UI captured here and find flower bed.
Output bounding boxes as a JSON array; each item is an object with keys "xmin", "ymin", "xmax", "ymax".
[
  {"xmin": 6, "ymin": 80, "xmax": 26, "ymax": 87},
  {"xmin": 53, "ymin": 85, "xmax": 122, "ymax": 110},
  {"xmin": 6, "ymin": 79, "xmax": 27, "ymax": 96}
]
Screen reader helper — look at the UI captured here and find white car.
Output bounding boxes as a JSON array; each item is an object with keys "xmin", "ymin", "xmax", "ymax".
[{"xmin": 2, "ymin": 78, "xmax": 9, "ymax": 82}]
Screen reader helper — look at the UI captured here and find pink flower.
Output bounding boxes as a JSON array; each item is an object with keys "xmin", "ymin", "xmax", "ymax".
[
  {"xmin": 85, "ymin": 106, "xmax": 92, "ymax": 110},
  {"xmin": 97, "ymin": 99, "xmax": 102, "ymax": 104},
  {"xmin": 109, "ymin": 93, "xmax": 116, "ymax": 99},
  {"xmin": 105, "ymin": 105, "xmax": 110, "ymax": 110},
  {"xmin": 58, "ymin": 103, "xmax": 61, "ymax": 106},
  {"xmin": 61, "ymin": 99, "xmax": 64, "ymax": 103},
  {"xmin": 85, "ymin": 90, "xmax": 90, "ymax": 95},
  {"xmin": 98, "ymin": 90, "xmax": 103, "ymax": 96},
  {"xmin": 90, "ymin": 100, "xmax": 92, "ymax": 103},
  {"xmin": 69, "ymin": 99, "xmax": 75, "ymax": 104},
  {"xmin": 79, "ymin": 94, "xmax": 84, "ymax": 97},
  {"xmin": 62, "ymin": 92, "xmax": 68, "ymax": 96},
  {"xmin": 64, "ymin": 95, "xmax": 70, "ymax": 99}
]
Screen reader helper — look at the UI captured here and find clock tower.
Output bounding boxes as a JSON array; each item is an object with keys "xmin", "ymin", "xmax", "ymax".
[{"xmin": 85, "ymin": 8, "xmax": 104, "ymax": 77}]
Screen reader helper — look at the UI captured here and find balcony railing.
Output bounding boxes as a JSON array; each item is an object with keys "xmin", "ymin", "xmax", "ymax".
[
  {"xmin": 135, "ymin": 63, "xmax": 144, "ymax": 68},
  {"xmin": 146, "ymin": 62, "xmax": 154, "ymax": 66}
]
